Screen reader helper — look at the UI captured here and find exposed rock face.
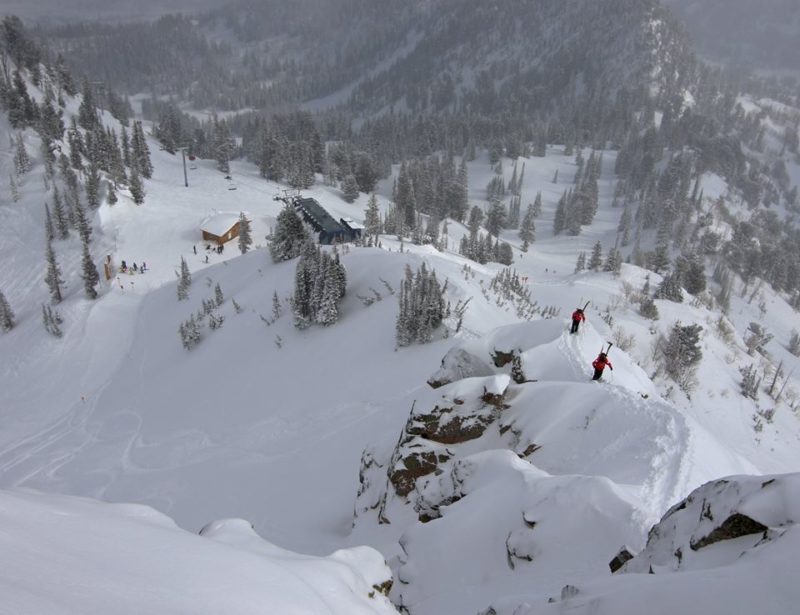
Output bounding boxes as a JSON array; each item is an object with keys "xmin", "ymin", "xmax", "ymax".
[
  {"xmin": 609, "ymin": 546, "xmax": 634, "ymax": 573},
  {"xmin": 620, "ymin": 474, "xmax": 800, "ymax": 574},
  {"xmin": 388, "ymin": 376, "xmax": 511, "ymax": 500},
  {"xmin": 689, "ymin": 513, "xmax": 768, "ymax": 551}
]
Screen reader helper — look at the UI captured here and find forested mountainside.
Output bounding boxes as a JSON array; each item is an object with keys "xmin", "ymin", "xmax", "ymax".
[{"xmin": 663, "ymin": 0, "xmax": 800, "ymax": 71}]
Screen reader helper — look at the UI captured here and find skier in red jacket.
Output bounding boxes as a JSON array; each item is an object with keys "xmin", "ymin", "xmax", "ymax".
[
  {"xmin": 570, "ymin": 308, "xmax": 586, "ymax": 334},
  {"xmin": 592, "ymin": 352, "xmax": 613, "ymax": 380}
]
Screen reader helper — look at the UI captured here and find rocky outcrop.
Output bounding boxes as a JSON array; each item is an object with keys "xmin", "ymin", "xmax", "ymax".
[{"xmin": 620, "ymin": 474, "xmax": 800, "ymax": 573}]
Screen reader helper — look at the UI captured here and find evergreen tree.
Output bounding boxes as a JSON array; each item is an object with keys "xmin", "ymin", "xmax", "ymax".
[
  {"xmin": 74, "ymin": 199, "xmax": 92, "ymax": 244},
  {"xmin": 364, "ymin": 193, "xmax": 382, "ymax": 243},
  {"xmin": 683, "ymin": 257, "xmax": 707, "ymax": 296},
  {"xmin": 86, "ymin": 161, "xmax": 101, "ymax": 209},
  {"xmin": 486, "ymin": 197, "xmax": 507, "ymax": 237},
  {"xmin": 0, "ymin": 290, "xmax": 15, "ymax": 332},
  {"xmin": 44, "ymin": 202, "xmax": 55, "ymax": 243},
  {"xmin": 660, "ymin": 322, "xmax": 703, "ymax": 392},
  {"xmin": 395, "ymin": 263, "xmax": 445, "ymax": 347},
  {"xmin": 588, "ymin": 241, "xmax": 603, "ymax": 270},
  {"xmin": 80, "ymin": 237, "xmax": 99, "ymax": 299},
  {"xmin": 342, "ymin": 174, "xmax": 360, "ymax": 203},
  {"xmin": 13, "ymin": 132, "xmax": 31, "ymax": 175},
  {"xmin": 129, "ymin": 164, "xmax": 145, "ymax": 205},
  {"xmin": 52, "ymin": 188, "xmax": 69, "ymax": 239},
  {"xmin": 213, "ymin": 116, "xmax": 233, "ymax": 174},
  {"xmin": 78, "ymin": 77, "xmax": 99, "ymax": 130},
  {"xmin": 788, "ymin": 330, "xmax": 800, "ymax": 357},
  {"xmin": 272, "ymin": 290, "xmax": 282, "ymax": 320},
  {"xmin": 177, "ymin": 256, "xmax": 191, "ymax": 300},
  {"xmin": 131, "ymin": 121, "xmax": 153, "ymax": 178},
  {"xmin": 655, "ymin": 272, "xmax": 683, "ymax": 303},
  {"xmin": 553, "ymin": 192, "xmax": 566, "ymax": 234},
  {"xmin": 42, "ymin": 304, "xmax": 63, "ymax": 338},
  {"xmin": 532, "ymin": 191, "xmax": 543, "ymax": 217},
  {"xmin": 238, "ymin": 212, "xmax": 252, "ymax": 254},
  {"xmin": 107, "ymin": 180, "xmax": 118, "ymax": 205},
  {"xmin": 639, "ymin": 296, "xmax": 659, "ymax": 320},
  {"xmin": 574, "ymin": 251, "xmax": 587, "ymax": 273},
  {"xmin": 519, "ymin": 203, "xmax": 535, "ymax": 251},
  {"xmin": 9, "ymin": 174, "xmax": 20, "ymax": 202},
  {"xmin": 214, "ymin": 283, "xmax": 224, "ymax": 306},
  {"xmin": 604, "ymin": 246, "xmax": 622, "ymax": 274},
  {"xmin": 45, "ymin": 237, "xmax": 64, "ymax": 303},
  {"xmin": 270, "ymin": 205, "xmax": 309, "ymax": 262}
]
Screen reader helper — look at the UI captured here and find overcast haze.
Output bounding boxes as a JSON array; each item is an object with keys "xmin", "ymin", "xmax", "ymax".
[{"xmin": 0, "ymin": 0, "xmax": 221, "ymax": 23}]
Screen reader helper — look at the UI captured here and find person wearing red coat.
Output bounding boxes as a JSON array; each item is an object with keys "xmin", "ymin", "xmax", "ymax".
[
  {"xmin": 570, "ymin": 308, "xmax": 586, "ymax": 334},
  {"xmin": 592, "ymin": 353, "xmax": 613, "ymax": 380}
]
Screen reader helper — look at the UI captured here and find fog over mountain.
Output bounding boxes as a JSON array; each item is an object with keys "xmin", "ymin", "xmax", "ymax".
[
  {"xmin": 0, "ymin": 0, "xmax": 220, "ymax": 24},
  {"xmin": 663, "ymin": 0, "xmax": 800, "ymax": 72}
]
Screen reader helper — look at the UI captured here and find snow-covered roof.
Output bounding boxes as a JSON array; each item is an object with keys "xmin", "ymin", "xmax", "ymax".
[
  {"xmin": 341, "ymin": 217, "xmax": 365, "ymax": 230},
  {"xmin": 201, "ymin": 213, "xmax": 240, "ymax": 237}
]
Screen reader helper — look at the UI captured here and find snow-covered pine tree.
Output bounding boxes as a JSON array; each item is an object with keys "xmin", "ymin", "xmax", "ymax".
[
  {"xmin": 214, "ymin": 283, "xmax": 224, "ymax": 306},
  {"xmin": 44, "ymin": 202, "xmax": 55, "ymax": 243},
  {"xmin": 342, "ymin": 174, "xmax": 360, "ymax": 203},
  {"xmin": 74, "ymin": 198, "xmax": 92, "ymax": 245},
  {"xmin": 660, "ymin": 322, "xmax": 703, "ymax": 392},
  {"xmin": 107, "ymin": 180, "xmax": 118, "ymax": 205},
  {"xmin": 177, "ymin": 256, "xmax": 191, "ymax": 300},
  {"xmin": 604, "ymin": 246, "xmax": 622, "ymax": 274},
  {"xmin": 13, "ymin": 132, "xmax": 31, "ymax": 175},
  {"xmin": 86, "ymin": 161, "xmax": 101, "ymax": 209},
  {"xmin": 272, "ymin": 290, "xmax": 282, "ymax": 320},
  {"xmin": 553, "ymin": 191, "xmax": 566, "ymax": 234},
  {"xmin": 654, "ymin": 272, "xmax": 683, "ymax": 303},
  {"xmin": 486, "ymin": 197, "xmax": 507, "ymax": 237},
  {"xmin": 496, "ymin": 241, "xmax": 514, "ymax": 265},
  {"xmin": 788, "ymin": 330, "xmax": 800, "ymax": 357},
  {"xmin": 128, "ymin": 161, "xmax": 145, "ymax": 205},
  {"xmin": 270, "ymin": 205, "xmax": 309, "ymax": 262},
  {"xmin": 574, "ymin": 251, "xmax": 586, "ymax": 273},
  {"xmin": 80, "ymin": 237, "xmax": 99, "ymax": 299},
  {"xmin": 588, "ymin": 241, "xmax": 603, "ymax": 270},
  {"xmin": 0, "ymin": 290, "xmax": 15, "ymax": 332},
  {"xmin": 52, "ymin": 187, "xmax": 69, "ymax": 239},
  {"xmin": 78, "ymin": 77, "xmax": 99, "ymax": 130},
  {"xmin": 213, "ymin": 116, "xmax": 233, "ymax": 174},
  {"xmin": 131, "ymin": 121, "xmax": 153, "ymax": 179},
  {"xmin": 739, "ymin": 364, "xmax": 759, "ymax": 399},
  {"xmin": 9, "ymin": 174, "xmax": 20, "ymax": 202},
  {"xmin": 518, "ymin": 203, "xmax": 535, "ymax": 252},
  {"xmin": 639, "ymin": 296, "xmax": 659, "ymax": 320},
  {"xmin": 532, "ymin": 192, "xmax": 542, "ymax": 217},
  {"xmin": 45, "ymin": 236, "xmax": 64, "ymax": 303},
  {"xmin": 42, "ymin": 304, "xmax": 63, "ymax": 338},
  {"xmin": 364, "ymin": 193, "xmax": 382, "ymax": 242},
  {"xmin": 238, "ymin": 212, "xmax": 252, "ymax": 254}
]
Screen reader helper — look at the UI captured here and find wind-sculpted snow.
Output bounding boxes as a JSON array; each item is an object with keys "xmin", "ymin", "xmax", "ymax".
[
  {"xmin": 352, "ymin": 319, "xmax": 725, "ymax": 614},
  {"xmin": 487, "ymin": 473, "xmax": 800, "ymax": 615},
  {"xmin": 0, "ymin": 489, "xmax": 397, "ymax": 615}
]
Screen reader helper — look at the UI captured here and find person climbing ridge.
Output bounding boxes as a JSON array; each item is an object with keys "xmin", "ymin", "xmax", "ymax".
[
  {"xmin": 570, "ymin": 308, "xmax": 585, "ymax": 334},
  {"xmin": 570, "ymin": 301, "xmax": 589, "ymax": 334},
  {"xmin": 592, "ymin": 349, "xmax": 613, "ymax": 381}
]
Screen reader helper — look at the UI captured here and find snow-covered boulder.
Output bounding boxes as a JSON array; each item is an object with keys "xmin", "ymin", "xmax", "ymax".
[{"xmin": 621, "ymin": 473, "xmax": 800, "ymax": 573}]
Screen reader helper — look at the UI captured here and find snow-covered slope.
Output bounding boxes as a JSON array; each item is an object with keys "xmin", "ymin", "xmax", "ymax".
[
  {"xmin": 0, "ymin": 488, "xmax": 395, "ymax": 615},
  {"xmin": 1, "ymin": 70, "xmax": 800, "ymax": 613}
]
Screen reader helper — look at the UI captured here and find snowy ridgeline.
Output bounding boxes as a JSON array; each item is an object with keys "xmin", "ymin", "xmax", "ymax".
[
  {"xmin": 351, "ymin": 319, "xmax": 800, "ymax": 615},
  {"xmin": 0, "ymin": 489, "xmax": 396, "ymax": 615}
]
